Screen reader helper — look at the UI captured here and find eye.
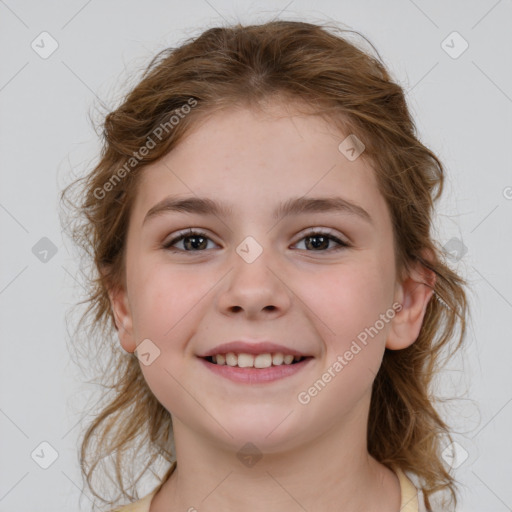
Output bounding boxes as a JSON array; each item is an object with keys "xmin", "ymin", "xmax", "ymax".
[
  {"xmin": 162, "ymin": 229, "xmax": 218, "ymax": 252},
  {"xmin": 293, "ymin": 229, "xmax": 350, "ymax": 252},
  {"xmin": 162, "ymin": 228, "xmax": 350, "ymax": 253}
]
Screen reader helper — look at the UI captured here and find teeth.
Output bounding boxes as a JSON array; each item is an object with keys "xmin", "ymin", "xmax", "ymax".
[
  {"xmin": 237, "ymin": 353, "xmax": 254, "ymax": 368},
  {"xmin": 283, "ymin": 354, "xmax": 294, "ymax": 364},
  {"xmin": 254, "ymin": 354, "xmax": 272, "ymax": 368},
  {"xmin": 211, "ymin": 352, "xmax": 304, "ymax": 368},
  {"xmin": 272, "ymin": 353, "xmax": 284, "ymax": 365},
  {"xmin": 226, "ymin": 352, "xmax": 238, "ymax": 366}
]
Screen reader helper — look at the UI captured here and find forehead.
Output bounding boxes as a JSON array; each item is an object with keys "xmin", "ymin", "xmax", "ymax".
[{"xmin": 130, "ymin": 104, "xmax": 387, "ymax": 228}]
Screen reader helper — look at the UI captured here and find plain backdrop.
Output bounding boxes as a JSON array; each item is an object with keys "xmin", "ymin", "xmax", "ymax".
[{"xmin": 1, "ymin": 1, "xmax": 511, "ymax": 511}]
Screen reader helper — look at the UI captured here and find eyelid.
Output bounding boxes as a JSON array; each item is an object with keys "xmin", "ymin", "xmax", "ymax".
[
  {"xmin": 162, "ymin": 226, "xmax": 352, "ymax": 252},
  {"xmin": 162, "ymin": 228, "xmax": 217, "ymax": 247},
  {"xmin": 293, "ymin": 226, "xmax": 350, "ymax": 245}
]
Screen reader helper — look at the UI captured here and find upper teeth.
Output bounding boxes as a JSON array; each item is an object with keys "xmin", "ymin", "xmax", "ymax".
[{"xmin": 211, "ymin": 352, "xmax": 302, "ymax": 368}]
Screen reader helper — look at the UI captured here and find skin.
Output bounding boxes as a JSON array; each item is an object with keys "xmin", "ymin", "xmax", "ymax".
[{"xmin": 108, "ymin": 100, "xmax": 435, "ymax": 512}]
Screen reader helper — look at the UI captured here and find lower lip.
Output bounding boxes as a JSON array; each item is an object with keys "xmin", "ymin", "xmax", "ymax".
[{"xmin": 198, "ymin": 357, "xmax": 313, "ymax": 384}]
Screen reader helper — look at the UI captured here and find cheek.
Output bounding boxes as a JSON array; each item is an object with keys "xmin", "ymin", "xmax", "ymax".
[
  {"xmin": 130, "ymin": 264, "xmax": 209, "ymax": 418},
  {"xmin": 129, "ymin": 259, "xmax": 206, "ymax": 340},
  {"xmin": 300, "ymin": 255, "xmax": 395, "ymax": 355},
  {"xmin": 294, "ymin": 260, "xmax": 395, "ymax": 415}
]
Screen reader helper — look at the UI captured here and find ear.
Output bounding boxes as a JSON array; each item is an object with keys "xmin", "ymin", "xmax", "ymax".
[
  {"xmin": 106, "ymin": 278, "xmax": 137, "ymax": 354},
  {"xmin": 387, "ymin": 253, "xmax": 436, "ymax": 350}
]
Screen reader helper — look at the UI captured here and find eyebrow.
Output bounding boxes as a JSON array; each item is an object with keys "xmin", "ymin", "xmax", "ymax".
[{"xmin": 143, "ymin": 195, "xmax": 373, "ymax": 226}]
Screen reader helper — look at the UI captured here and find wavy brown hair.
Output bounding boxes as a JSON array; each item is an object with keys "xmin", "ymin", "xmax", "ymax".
[{"xmin": 60, "ymin": 19, "xmax": 469, "ymax": 511}]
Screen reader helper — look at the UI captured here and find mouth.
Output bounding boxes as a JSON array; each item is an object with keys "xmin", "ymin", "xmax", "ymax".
[
  {"xmin": 202, "ymin": 352, "xmax": 311, "ymax": 368},
  {"xmin": 198, "ymin": 352, "xmax": 314, "ymax": 384}
]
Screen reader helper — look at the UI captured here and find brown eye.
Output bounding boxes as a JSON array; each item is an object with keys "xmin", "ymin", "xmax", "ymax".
[
  {"xmin": 163, "ymin": 230, "xmax": 216, "ymax": 252},
  {"xmin": 161, "ymin": 228, "xmax": 350, "ymax": 254},
  {"xmin": 294, "ymin": 230, "xmax": 350, "ymax": 252}
]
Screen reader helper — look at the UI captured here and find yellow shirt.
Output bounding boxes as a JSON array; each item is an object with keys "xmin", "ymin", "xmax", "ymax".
[{"xmin": 110, "ymin": 464, "xmax": 425, "ymax": 512}]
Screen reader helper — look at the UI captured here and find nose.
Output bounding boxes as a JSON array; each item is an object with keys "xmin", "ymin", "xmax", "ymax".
[{"xmin": 216, "ymin": 244, "xmax": 292, "ymax": 319}]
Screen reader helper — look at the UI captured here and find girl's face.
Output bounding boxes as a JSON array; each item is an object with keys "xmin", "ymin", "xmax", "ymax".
[{"xmin": 110, "ymin": 102, "xmax": 430, "ymax": 453}]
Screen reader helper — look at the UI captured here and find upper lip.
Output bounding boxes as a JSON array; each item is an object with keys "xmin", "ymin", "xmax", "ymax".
[{"xmin": 198, "ymin": 341, "xmax": 311, "ymax": 358}]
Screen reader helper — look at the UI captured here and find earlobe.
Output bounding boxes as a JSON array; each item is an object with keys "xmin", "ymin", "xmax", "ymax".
[
  {"xmin": 386, "ymin": 260, "xmax": 436, "ymax": 351},
  {"xmin": 107, "ymin": 284, "xmax": 136, "ymax": 353}
]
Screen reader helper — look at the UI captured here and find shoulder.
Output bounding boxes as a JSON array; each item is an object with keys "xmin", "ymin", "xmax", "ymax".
[
  {"xmin": 394, "ymin": 467, "xmax": 432, "ymax": 512},
  {"xmin": 107, "ymin": 489, "xmax": 158, "ymax": 512},
  {"xmin": 108, "ymin": 461, "xmax": 177, "ymax": 512}
]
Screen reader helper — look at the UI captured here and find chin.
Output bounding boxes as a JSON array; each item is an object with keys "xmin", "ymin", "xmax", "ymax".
[{"xmin": 208, "ymin": 409, "xmax": 304, "ymax": 453}]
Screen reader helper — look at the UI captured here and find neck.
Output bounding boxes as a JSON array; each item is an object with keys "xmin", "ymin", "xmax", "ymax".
[{"xmin": 150, "ymin": 397, "xmax": 401, "ymax": 512}]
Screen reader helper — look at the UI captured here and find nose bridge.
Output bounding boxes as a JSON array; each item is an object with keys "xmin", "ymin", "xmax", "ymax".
[
  {"xmin": 235, "ymin": 234, "xmax": 267, "ymax": 266},
  {"xmin": 217, "ymin": 233, "xmax": 291, "ymax": 316}
]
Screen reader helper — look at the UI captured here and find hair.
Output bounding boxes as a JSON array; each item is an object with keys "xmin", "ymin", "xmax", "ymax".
[{"xmin": 60, "ymin": 18, "xmax": 469, "ymax": 511}]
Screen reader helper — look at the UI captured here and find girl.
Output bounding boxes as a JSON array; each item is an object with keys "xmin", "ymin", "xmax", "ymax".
[{"xmin": 61, "ymin": 19, "xmax": 468, "ymax": 512}]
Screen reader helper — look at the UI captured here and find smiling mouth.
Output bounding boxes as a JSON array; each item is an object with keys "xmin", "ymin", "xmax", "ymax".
[{"xmin": 202, "ymin": 352, "xmax": 311, "ymax": 369}]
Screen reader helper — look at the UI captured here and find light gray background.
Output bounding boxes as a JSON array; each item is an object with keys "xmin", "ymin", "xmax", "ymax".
[{"xmin": 1, "ymin": 1, "xmax": 511, "ymax": 511}]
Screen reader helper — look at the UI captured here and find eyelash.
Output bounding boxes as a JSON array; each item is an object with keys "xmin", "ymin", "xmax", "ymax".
[{"xmin": 162, "ymin": 228, "xmax": 351, "ymax": 253}]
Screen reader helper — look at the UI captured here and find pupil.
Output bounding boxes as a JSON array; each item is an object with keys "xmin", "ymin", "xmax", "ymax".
[
  {"xmin": 185, "ymin": 236, "xmax": 207, "ymax": 250},
  {"xmin": 306, "ymin": 236, "xmax": 328, "ymax": 250}
]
